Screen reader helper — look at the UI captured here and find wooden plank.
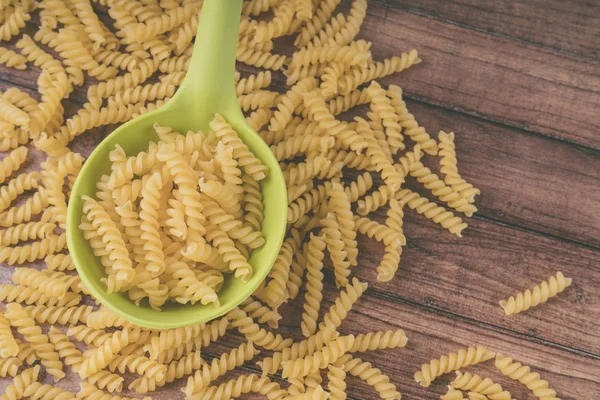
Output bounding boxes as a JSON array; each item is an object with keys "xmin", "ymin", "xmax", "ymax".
[
  {"xmin": 360, "ymin": 2, "xmax": 600, "ymax": 149},
  {"xmin": 383, "ymin": 0, "xmax": 600, "ymax": 59},
  {"xmin": 351, "ymin": 206, "xmax": 600, "ymax": 356},
  {"xmin": 405, "ymin": 99, "xmax": 600, "ymax": 248},
  {"xmin": 201, "ymin": 280, "xmax": 599, "ymax": 400}
]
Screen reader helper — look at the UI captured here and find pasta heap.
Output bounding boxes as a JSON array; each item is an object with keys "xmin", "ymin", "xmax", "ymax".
[
  {"xmin": 81, "ymin": 116, "xmax": 267, "ymax": 309},
  {"xmin": 0, "ymin": 0, "xmax": 567, "ymax": 399}
]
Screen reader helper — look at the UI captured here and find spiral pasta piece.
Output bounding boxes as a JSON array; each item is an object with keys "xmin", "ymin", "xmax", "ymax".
[
  {"xmin": 282, "ymin": 335, "xmax": 353, "ymax": 378},
  {"xmin": 0, "ymin": 171, "xmax": 40, "ymax": 213},
  {"xmin": 227, "ymin": 307, "xmax": 293, "ymax": 350},
  {"xmin": 185, "ymin": 341, "xmax": 258, "ymax": 396},
  {"xmin": 124, "ymin": 4, "xmax": 197, "ymax": 42},
  {"xmin": 269, "ymin": 76, "xmax": 318, "ymax": 132},
  {"xmin": 320, "ymin": 213, "xmax": 351, "ymax": 288},
  {"xmin": 408, "ymin": 157, "xmax": 477, "ymax": 217},
  {"xmin": 156, "ymin": 147, "xmax": 208, "ymax": 245},
  {"xmin": 303, "ymin": 90, "xmax": 353, "ymax": 140},
  {"xmin": 210, "ymin": 114, "xmax": 268, "ymax": 180},
  {"xmin": 0, "ymin": 47, "xmax": 27, "ymax": 70},
  {"xmin": 329, "ymin": 181, "xmax": 358, "ymax": 266},
  {"xmin": 240, "ymin": 296, "xmax": 282, "ymax": 329},
  {"xmin": 386, "ymin": 85, "xmax": 438, "ymax": 155},
  {"xmin": 258, "ymin": 325, "xmax": 339, "ymax": 375},
  {"xmin": 500, "ymin": 271, "xmax": 572, "ymax": 316},
  {"xmin": 320, "ymin": 277, "xmax": 368, "ymax": 331},
  {"xmin": 367, "ymin": 81, "xmax": 404, "ymax": 154},
  {"xmin": 87, "ymin": 371, "xmax": 124, "ymax": 393},
  {"xmin": 395, "ymin": 189, "xmax": 468, "ymax": 237},
  {"xmin": 0, "ymin": 220, "xmax": 55, "ymax": 246},
  {"xmin": 236, "ymin": 45, "xmax": 287, "ymax": 71},
  {"xmin": 300, "ymin": 234, "xmax": 326, "ymax": 337},
  {"xmin": 291, "ymin": 40, "xmax": 371, "ymax": 70},
  {"xmin": 354, "ymin": 216, "xmax": 403, "ymax": 247},
  {"xmin": 78, "ymin": 328, "xmax": 132, "ymax": 379},
  {"xmin": 0, "ymin": 283, "xmax": 79, "ymax": 307},
  {"xmin": 0, "ymin": 365, "xmax": 40, "ymax": 400},
  {"xmin": 295, "ymin": 0, "xmax": 341, "ymax": 46},
  {"xmin": 190, "ymin": 373, "xmax": 285, "ymax": 400},
  {"xmin": 82, "ymin": 196, "xmax": 134, "ymax": 290},
  {"xmin": 327, "ymin": 364, "xmax": 347, "ymax": 400},
  {"xmin": 138, "ymin": 172, "xmax": 166, "ymax": 277},
  {"xmin": 0, "ymin": 146, "xmax": 27, "ymax": 184},
  {"xmin": 77, "ymin": 382, "xmax": 150, "ymax": 400},
  {"xmin": 24, "ymin": 305, "xmax": 94, "ymax": 325},
  {"xmin": 495, "ymin": 354, "xmax": 558, "ymax": 399},
  {"xmin": 236, "ymin": 71, "xmax": 272, "ymax": 96},
  {"xmin": 0, "ymin": 310, "xmax": 18, "ymax": 358},
  {"xmin": 143, "ymin": 320, "xmax": 224, "ymax": 360},
  {"xmin": 11, "ymin": 267, "xmax": 70, "ymax": 299},
  {"xmin": 4, "ymin": 303, "xmax": 64, "ymax": 381},
  {"xmin": 253, "ymin": 0, "xmax": 295, "ymax": 42},
  {"xmin": 451, "ymin": 371, "xmax": 512, "ymax": 400},
  {"xmin": 108, "ymin": 354, "xmax": 166, "ymax": 381},
  {"xmin": 337, "ymin": 354, "xmax": 401, "ymax": 399},
  {"xmin": 169, "ymin": 261, "xmax": 219, "ymax": 306},
  {"xmin": 67, "ymin": 325, "xmax": 112, "ymax": 347},
  {"xmin": 414, "ymin": 346, "xmax": 496, "ymax": 387},
  {"xmin": 263, "ymin": 228, "xmax": 302, "ymax": 307},
  {"xmin": 47, "ymin": 326, "xmax": 84, "ymax": 372},
  {"xmin": 437, "ymin": 131, "xmax": 480, "ymax": 202},
  {"xmin": 442, "ymin": 387, "xmax": 469, "ymax": 400}
]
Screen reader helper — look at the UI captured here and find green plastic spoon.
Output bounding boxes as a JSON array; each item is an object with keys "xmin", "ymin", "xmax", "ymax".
[{"xmin": 67, "ymin": 0, "xmax": 287, "ymax": 329}]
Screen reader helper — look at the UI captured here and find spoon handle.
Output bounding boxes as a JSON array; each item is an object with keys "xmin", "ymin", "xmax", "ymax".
[{"xmin": 175, "ymin": 0, "xmax": 243, "ymax": 121}]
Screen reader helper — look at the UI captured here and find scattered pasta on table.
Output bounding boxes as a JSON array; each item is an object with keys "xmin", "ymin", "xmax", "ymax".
[{"xmin": 0, "ymin": 0, "xmax": 569, "ymax": 399}]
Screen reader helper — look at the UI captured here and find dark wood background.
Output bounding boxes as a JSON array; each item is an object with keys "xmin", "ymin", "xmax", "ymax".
[{"xmin": 0, "ymin": 1, "xmax": 598, "ymax": 399}]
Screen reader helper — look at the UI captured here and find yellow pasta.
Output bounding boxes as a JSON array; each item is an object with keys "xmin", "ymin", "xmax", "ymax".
[
  {"xmin": 500, "ymin": 271, "xmax": 572, "ymax": 315},
  {"xmin": 320, "ymin": 277, "xmax": 367, "ymax": 331},
  {"xmin": 281, "ymin": 335, "xmax": 353, "ymax": 378},
  {"xmin": 451, "ymin": 371, "xmax": 512, "ymax": 400},
  {"xmin": 0, "ymin": 310, "xmax": 18, "ymax": 358},
  {"xmin": 0, "ymin": 2, "xmax": 495, "ymax": 399},
  {"xmin": 414, "ymin": 346, "xmax": 496, "ymax": 387},
  {"xmin": 185, "ymin": 341, "xmax": 258, "ymax": 396},
  {"xmin": 337, "ymin": 354, "xmax": 402, "ymax": 400},
  {"xmin": 300, "ymin": 234, "xmax": 327, "ymax": 337},
  {"xmin": 0, "ymin": 366, "xmax": 40, "ymax": 400},
  {"xmin": 495, "ymin": 354, "xmax": 558, "ymax": 399},
  {"xmin": 5, "ymin": 303, "xmax": 65, "ymax": 381}
]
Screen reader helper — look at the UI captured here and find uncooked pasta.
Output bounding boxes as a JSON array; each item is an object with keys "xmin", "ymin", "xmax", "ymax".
[{"xmin": 0, "ymin": 1, "xmax": 564, "ymax": 400}]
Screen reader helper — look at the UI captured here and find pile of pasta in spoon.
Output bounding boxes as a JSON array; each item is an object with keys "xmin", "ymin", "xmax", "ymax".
[{"xmin": 4, "ymin": 0, "xmax": 567, "ymax": 399}]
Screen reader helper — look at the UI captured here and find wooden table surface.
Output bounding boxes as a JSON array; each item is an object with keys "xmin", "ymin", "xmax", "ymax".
[{"xmin": 0, "ymin": 1, "xmax": 599, "ymax": 399}]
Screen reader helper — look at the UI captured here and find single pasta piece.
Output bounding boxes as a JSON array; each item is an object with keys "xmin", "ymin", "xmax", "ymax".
[
  {"xmin": 300, "ymin": 234, "xmax": 327, "ymax": 337},
  {"xmin": 442, "ymin": 387, "xmax": 468, "ymax": 400},
  {"xmin": 0, "ymin": 146, "xmax": 27, "ymax": 184},
  {"xmin": 451, "ymin": 371, "xmax": 512, "ymax": 400},
  {"xmin": 0, "ymin": 365, "xmax": 40, "ymax": 400},
  {"xmin": 336, "ymin": 354, "xmax": 402, "ymax": 400},
  {"xmin": 499, "ymin": 271, "xmax": 572, "ymax": 315},
  {"xmin": 4, "ymin": 303, "xmax": 65, "ymax": 382},
  {"xmin": 495, "ymin": 354, "xmax": 559, "ymax": 399},
  {"xmin": 437, "ymin": 130, "xmax": 480, "ymax": 202},
  {"xmin": 414, "ymin": 346, "xmax": 496, "ymax": 387},
  {"xmin": 281, "ymin": 335, "xmax": 354, "ymax": 378},
  {"xmin": 0, "ymin": 310, "xmax": 19, "ymax": 358}
]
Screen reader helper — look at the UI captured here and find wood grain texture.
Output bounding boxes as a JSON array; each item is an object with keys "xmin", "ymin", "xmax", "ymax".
[
  {"xmin": 384, "ymin": 0, "xmax": 600, "ymax": 59},
  {"xmin": 0, "ymin": 1, "xmax": 599, "ymax": 399},
  {"xmin": 363, "ymin": 2, "xmax": 600, "ymax": 149}
]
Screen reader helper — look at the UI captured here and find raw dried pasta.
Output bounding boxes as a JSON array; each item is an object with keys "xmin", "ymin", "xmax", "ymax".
[
  {"xmin": 414, "ymin": 346, "xmax": 496, "ymax": 387},
  {"xmin": 0, "ymin": 1, "xmax": 505, "ymax": 399},
  {"xmin": 499, "ymin": 271, "xmax": 572, "ymax": 315}
]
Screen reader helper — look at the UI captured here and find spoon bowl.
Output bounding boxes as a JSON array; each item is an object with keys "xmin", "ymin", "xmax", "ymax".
[{"xmin": 67, "ymin": 0, "xmax": 287, "ymax": 329}]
